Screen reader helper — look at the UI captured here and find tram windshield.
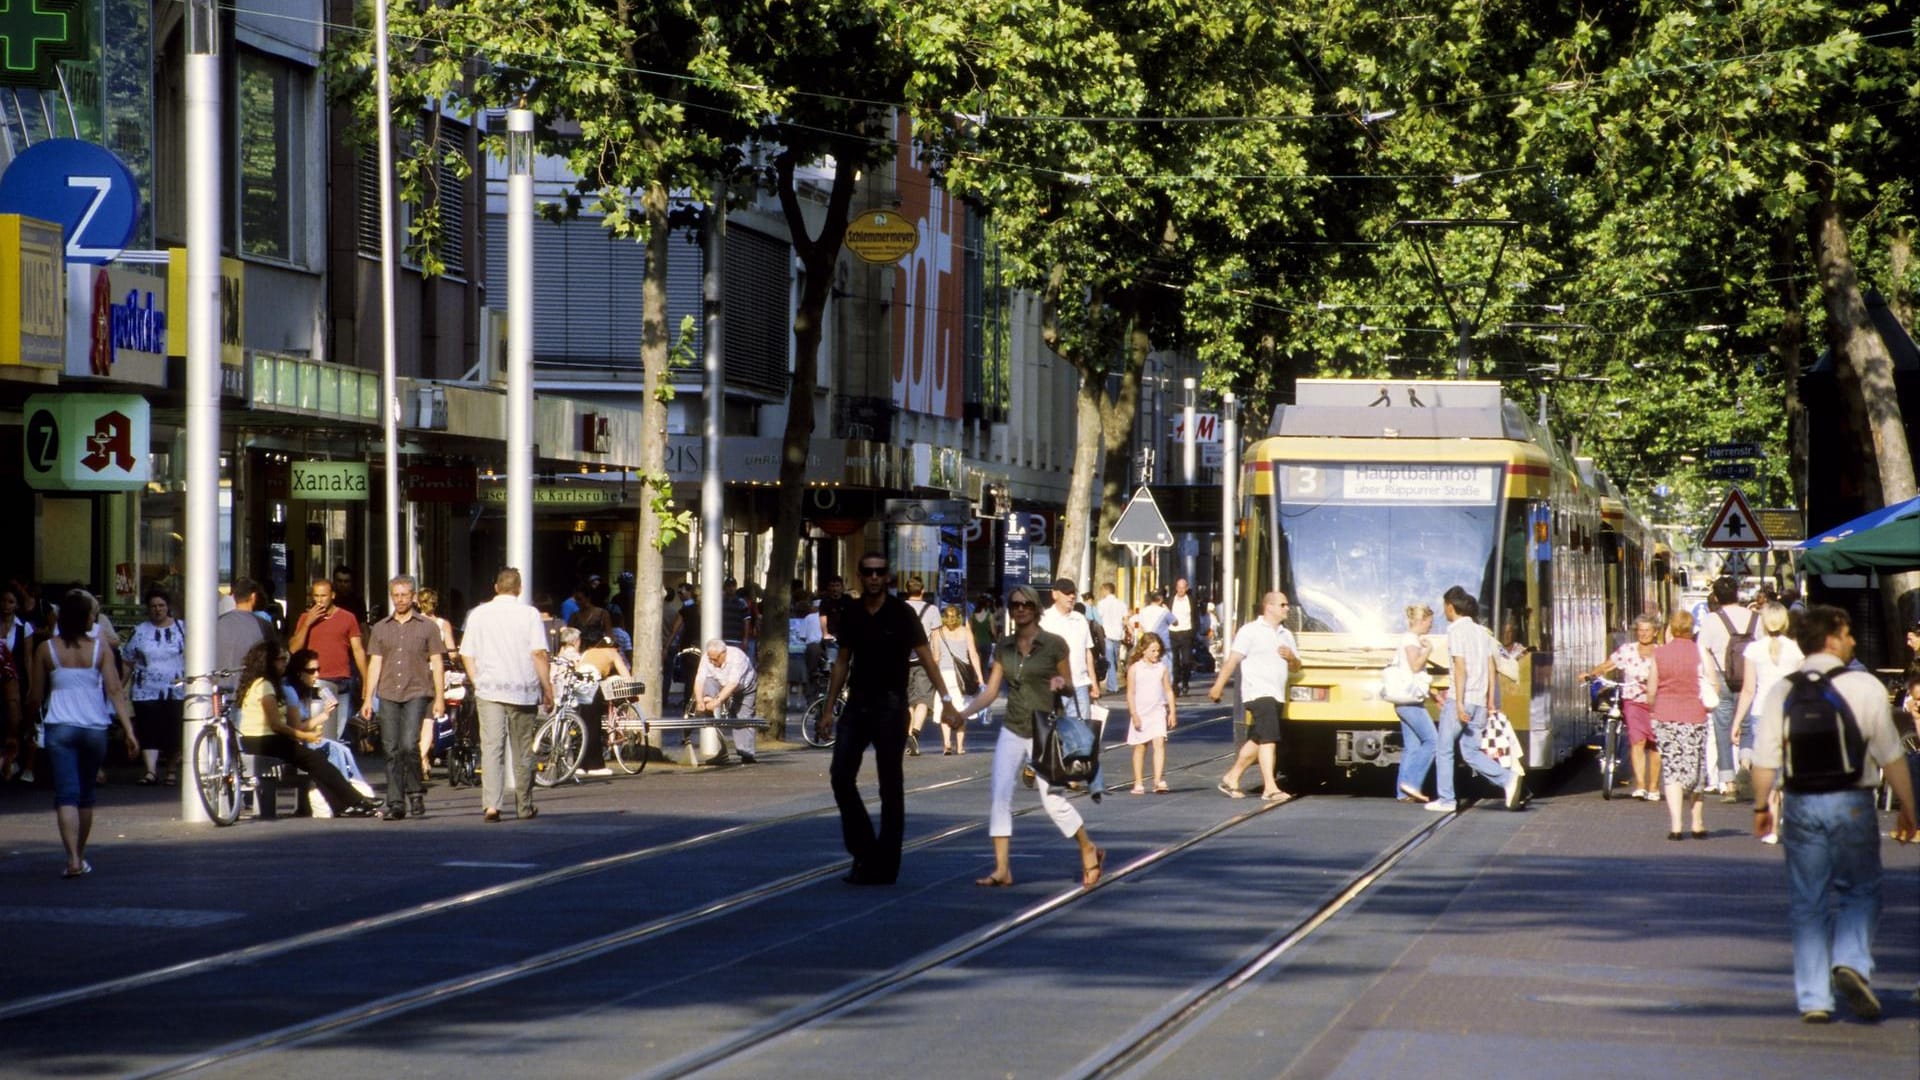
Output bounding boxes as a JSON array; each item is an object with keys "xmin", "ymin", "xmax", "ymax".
[{"xmin": 1268, "ymin": 462, "xmax": 1502, "ymax": 640}]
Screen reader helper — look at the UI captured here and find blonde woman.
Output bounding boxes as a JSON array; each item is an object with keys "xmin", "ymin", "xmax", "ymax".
[
  {"xmin": 1392, "ymin": 604, "xmax": 1438, "ymax": 803},
  {"xmin": 1125, "ymin": 635, "xmax": 1175, "ymax": 794},
  {"xmin": 1730, "ymin": 602, "xmax": 1802, "ymax": 840},
  {"xmin": 415, "ymin": 588, "xmax": 459, "ymax": 777},
  {"xmin": 932, "ymin": 604, "xmax": 984, "ymax": 754}
]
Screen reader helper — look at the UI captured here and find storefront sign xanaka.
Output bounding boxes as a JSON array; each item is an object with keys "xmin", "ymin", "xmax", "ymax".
[
  {"xmin": 0, "ymin": 214, "xmax": 64, "ymax": 366},
  {"xmin": 290, "ymin": 461, "xmax": 370, "ymax": 500},
  {"xmin": 22, "ymin": 392, "xmax": 150, "ymax": 491}
]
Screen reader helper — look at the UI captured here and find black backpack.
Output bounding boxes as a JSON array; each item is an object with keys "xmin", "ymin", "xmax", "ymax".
[
  {"xmin": 1780, "ymin": 668, "xmax": 1868, "ymax": 794},
  {"xmin": 1716, "ymin": 609, "xmax": 1755, "ymax": 692}
]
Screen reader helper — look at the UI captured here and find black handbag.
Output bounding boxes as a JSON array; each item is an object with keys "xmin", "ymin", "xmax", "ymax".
[
  {"xmin": 1031, "ymin": 706, "xmax": 1100, "ymax": 786},
  {"xmin": 942, "ymin": 636, "xmax": 981, "ymax": 696}
]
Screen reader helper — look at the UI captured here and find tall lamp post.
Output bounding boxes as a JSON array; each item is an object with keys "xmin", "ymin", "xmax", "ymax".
[
  {"xmin": 181, "ymin": 0, "xmax": 222, "ymax": 823},
  {"xmin": 373, "ymin": 0, "xmax": 402, "ymax": 584},
  {"xmin": 505, "ymin": 110, "xmax": 534, "ymax": 581}
]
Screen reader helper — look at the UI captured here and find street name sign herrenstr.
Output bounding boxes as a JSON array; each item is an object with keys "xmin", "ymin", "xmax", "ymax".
[{"xmin": 1109, "ymin": 486, "xmax": 1174, "ymax": 547}]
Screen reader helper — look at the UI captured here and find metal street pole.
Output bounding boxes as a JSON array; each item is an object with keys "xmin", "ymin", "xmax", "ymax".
[
  {"xmin": 374, "ymin": 0, "xmax": 402, "ymax": 584},
  {"xmin": 181, "ymin": 0, "xmax": 222, "ymax": 823},
  {"xmin": 1181, "ymin": 377, "xmax": 1197, "ymax": 484},
  {"xmin": 505, "ymin": 110, "xmax": 534, "ymax": 581},
  {"xmin": 1219, "ymin": 391, "xmax": 1237, "ymax": 651},
  {"xmin": 699, "ymin": 180, "xmax": 725, "ymax": 651}
]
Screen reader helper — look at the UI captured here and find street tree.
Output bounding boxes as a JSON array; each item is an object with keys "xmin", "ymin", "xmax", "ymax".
[{"xmin": 327, "ymin": 0, "xmax": 762, "ymax": 721}]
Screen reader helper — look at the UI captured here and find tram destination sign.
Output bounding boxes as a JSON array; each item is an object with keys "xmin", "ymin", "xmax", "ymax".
[{"xmin": 1280, "ymin": 463, "xmax": 1497, "ymax": 505}]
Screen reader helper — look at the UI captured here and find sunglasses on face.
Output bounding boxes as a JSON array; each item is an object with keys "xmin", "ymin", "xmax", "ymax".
[
  {"xmin": 1008, "ymin": 600, "xmax": 1036, "ymax": 610},
  {"xmin": 859, "ymin": 567, "xmax": 888, "ymax": 577},
  {"xmin": 302, "ymin": 667, "xmax": 320, "ymax": 674}
]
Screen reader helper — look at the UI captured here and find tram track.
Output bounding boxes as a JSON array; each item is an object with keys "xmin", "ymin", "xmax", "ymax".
[
  {"xmin": 1, "ymin": 709, "xmax": 1231, "ymax": 1031},
  {"xmin": 114, "ymin": 741, "xmax": 1244, "ymax": 1080}
]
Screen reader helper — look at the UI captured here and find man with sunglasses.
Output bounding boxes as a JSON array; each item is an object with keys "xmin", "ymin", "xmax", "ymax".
[
  {"xmin": 1208, "ymin": 591, "xmax": 1300, "ymax": 801},
  {"xmin": 821, "ymin": 556, "xmax": 960, "ymax": 885}
]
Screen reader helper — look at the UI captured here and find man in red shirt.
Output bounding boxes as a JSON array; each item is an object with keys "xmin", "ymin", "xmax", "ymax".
[{"xmin": 289, "ymin": 579, "xmax": 370, "ymax": 739}]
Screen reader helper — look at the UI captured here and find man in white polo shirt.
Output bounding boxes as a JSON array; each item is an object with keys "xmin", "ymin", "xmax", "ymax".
[
  {"xmin": 1039, "ymin": 578, "xmax": 1101, "ymax": 721},
  {"xmin": 1208, "ymin": 591, "xmax": 1299, "ymax": 800},
  {"xmin": 459, "ymin": 567, "xmax": 554, "ymax": 823}
]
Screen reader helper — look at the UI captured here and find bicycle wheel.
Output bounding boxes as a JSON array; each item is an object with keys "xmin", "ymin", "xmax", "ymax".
[
  {"xmin": 193, "ymin": 725, "xmax": 241, "ymax": 826},
  {"xmin": 609, "ymin": 707, "xmax": 649, "ymax": 775},
  {"xmin": 532, "ymin": 713, "xmax": 587, "ymax": 787},
  {"xmin": 1600, "ymin": 716, "xmax": 1621, "ymax": 799},
  {"xmin": 800, "ymin": 694, "xmax": 839, "ymax": 749}
]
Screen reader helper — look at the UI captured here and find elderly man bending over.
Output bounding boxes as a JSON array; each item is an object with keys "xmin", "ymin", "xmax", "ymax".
[{"xmin": 694, "ymin": 638, "xmax": 759, "ymax": 765}]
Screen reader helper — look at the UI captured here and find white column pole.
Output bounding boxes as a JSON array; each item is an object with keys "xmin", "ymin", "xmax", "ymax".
[
  {"xmin": 181, "ymin": 0, "xmax": 222, "ymax": 824},
  {"xmin": 506, "ymin": 110, "xmax": 535, "ymax": 581},
  {"xmin": 374, "ymin": 0, "xmax": 402, "ymax": 584},
  {"xmin": 699, "ymin": 180, "xmax": 725, "ymax": 650},
  {"xmin": 1181, "ymin": 376, "xmax": 1197, "ymax": 484}
]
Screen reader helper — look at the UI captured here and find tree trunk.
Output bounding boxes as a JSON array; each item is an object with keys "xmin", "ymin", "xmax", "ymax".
[
  {"xmin": 1093, "ymin": 303, "xmax": 1152, "ymax": 599},
  {"xmin": 1810, "ymin": 197, "xmax": 1920, "ymax": 631},
  {"xmin": 754, "ymin": 147, "xmax": 861, "ymax": 728},
  {"xmin": 1041, "ymin": 264, "xmax": 1102, "ymax": 587},
  {"xmin": 1890, "ymin": 227, "xmax": 1913, "ymax": 334},
  {"xmin": 632, "ymin": 181, "xmax": 671, "ymax": 722}
]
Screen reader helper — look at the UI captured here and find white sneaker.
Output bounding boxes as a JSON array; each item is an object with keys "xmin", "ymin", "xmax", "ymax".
[
  {"xmin": 1424, "ymin": 799, "xmax": 1458, "ymax": 813},
  {"xmin": 1630, "ymin": 788, "xmax": 1648, "ymax": 800},
  {"xmin": 1646, "ymin": 791, "xmax": 1662, "ymax": 803},
  {"xmin": 581, "ymin": 768, "xmax": 614, "ymax": 777},
  {"xmin": 1760, "ymin": 832, "xmax": 1779, "ymax": 845},
  {"xmin": 1504, "ymin": 772, "xmax": 1524, "ymax": 810}
]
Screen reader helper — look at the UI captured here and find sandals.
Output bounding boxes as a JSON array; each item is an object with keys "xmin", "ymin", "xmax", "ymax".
[
  {"xmin": 1397, "ymin": 783, "xmax": 1429, "ymax": 803},
  {"xmin": 1153, "ymin": 780, "xmax": 1170, "ymax": 794},
  {"xmin": 139, "ymin": 773, "xmax": 158, "ymax": 786},
  {"xmin": 1261, "ymin": 790, "xmax": 1294, "ymax": 803},
  {"xmin": 1130, "ymin": 784, "xmax": 1147, "ymax": 796},
  {"xmin": 974, "ymin": 873, "xmax": 1013, "ymax": 887},
  {"xmin": 1216, "ymin": 780, "xmax": 1246, "ymax": 799},
  {"xmin": 1081, "ymin": 847, "xmax": 1107, "ymax": 889},
  {"xmin": 62, "ymin": 861, "xmax": 92, "ymax": 879}
]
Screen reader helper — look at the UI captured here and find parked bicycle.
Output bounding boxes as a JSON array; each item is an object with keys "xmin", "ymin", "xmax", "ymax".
[
  {"xmin": 531, "ymin": 667, "xmax": 594, "ymax": 787},
  {"xmin": 1588, "ymin": 676, "xmax": 1625, "ymax": 800},
  {"xmin": 800, "ymin": 685, "xmax": 843, "ymax": 749},
  {"xmin": 600, "ymin": 675, "xmax": 650, "ymax": 774},
  {"xmin": 178, "ymin": 670, "xmax": 244, "ymax": 825}
]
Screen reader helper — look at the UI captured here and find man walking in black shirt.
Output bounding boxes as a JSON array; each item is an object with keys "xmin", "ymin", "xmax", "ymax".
[{"xmin": 821, "ymin": 554, "xmax": 958, "ymax": 884}]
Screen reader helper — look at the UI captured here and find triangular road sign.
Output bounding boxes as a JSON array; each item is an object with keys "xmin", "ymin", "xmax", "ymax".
[
  {"xmin": 1701, "ymin": 487, "xmax": 1771, "ymax": 550},
  {"xmin": 1109, "ymin": 486, "xmax": 1174, "ymax": 547}
]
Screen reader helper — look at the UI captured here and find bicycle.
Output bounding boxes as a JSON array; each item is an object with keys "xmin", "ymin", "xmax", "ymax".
[
  {"xmin": 178, "ymin": 670, "xmax": 244, "ymax": 826},
  {"xmin": 533, "ymin": 664, "xmax": 604, "ymax": 787},
  {"xmin": 1587, "ymin": 676, "xmax": 1625, "ymax": 800},
  {"xmin": 600, "ymin": 676, "xmax": 650, "ymax": 775},
  {"xmin": 799, "ymin": 685, "xmax": 844, "ymax": 749}
]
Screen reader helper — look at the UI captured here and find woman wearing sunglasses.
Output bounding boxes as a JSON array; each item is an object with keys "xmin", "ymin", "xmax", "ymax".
[{"xmin": 955, "ymin": 584, "xmax": 1106, "ymax": 890}]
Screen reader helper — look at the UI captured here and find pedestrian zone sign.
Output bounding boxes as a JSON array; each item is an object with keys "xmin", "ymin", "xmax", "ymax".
[
  {"xmin": 1701, "ymin": 487, "xmax": 1771, "ymax": 550},
  {"xmin": 1108, "ymin": 486, "xmax": 1174, "ymax": 547}
]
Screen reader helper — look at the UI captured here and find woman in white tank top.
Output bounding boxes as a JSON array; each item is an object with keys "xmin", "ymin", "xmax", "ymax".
[{"xmin": 28, "ymin": 590, "xmax": 137, "ymax": 878}]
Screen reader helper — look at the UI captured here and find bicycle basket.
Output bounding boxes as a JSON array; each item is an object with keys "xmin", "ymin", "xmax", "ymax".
[{"xmin": 601, "ymin": 676, "xmax": 645, "ymax": 704}]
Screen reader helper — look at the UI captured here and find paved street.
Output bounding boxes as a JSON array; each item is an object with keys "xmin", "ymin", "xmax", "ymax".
[{"xmin": 1, "ymin": 702, "xmax": 1914, "ymax": 1079}]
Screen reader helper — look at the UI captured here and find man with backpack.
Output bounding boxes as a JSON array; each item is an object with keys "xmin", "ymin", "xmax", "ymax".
[
  {"xmin": 1749, "ymin": 604, "xmax": 1917, "ymax": 1025},
  {"xmin": 1697, "ymin": 577, "xmax": 1756, "ymax": 801}
]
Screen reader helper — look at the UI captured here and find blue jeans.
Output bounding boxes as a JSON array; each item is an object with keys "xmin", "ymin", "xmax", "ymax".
[
  {"xmin": 46, "ymin": 724, "xmax": 109, "ymax": 809},
  {"xmin": 1436, "ymin": 699, "xmax": 1510, "ymax": 803},
  {"xmin": 1711, "ymin": 693, "xmax": 1738, "ymax": 783},
  {"xmin": 376, "ymin": 695, "xmax": 430, "ymax": 809},
  {"xmin": 1103, "ymin": 639, "xmax": 1121, "ymax": 693},
  {"xmin": 1395, "ymin": 703, "xmax": 1437, "ymax": 797},
  {"xmin": 1780, "ymin": 789, "xmax": 1882, "ymax": 1012}
]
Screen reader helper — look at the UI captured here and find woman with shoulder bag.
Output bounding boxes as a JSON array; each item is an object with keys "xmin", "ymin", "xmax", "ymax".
[
  {"xmin": 124, "ymin": 588, "xmax": 187, "ymax": 786},
  {"xmin": 933, "ymin": 604, "xmax": 983, "ymax": 755},
  {"xmin": 1389, "ymin": 603, "xmax": 1439, "ymax": 803},
  {"xmin": 954, "ymin": 585, "xmax": 1106, "ymax": 890},
  {"xmin": 30, "ymin": 590, "xmax": 138, "ymax": 877}
]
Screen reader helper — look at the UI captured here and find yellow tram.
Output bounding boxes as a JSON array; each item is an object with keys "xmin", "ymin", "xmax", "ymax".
[{"xmin": 1236, "ymin": 380, "xmax": 1657, "ymax": 784}]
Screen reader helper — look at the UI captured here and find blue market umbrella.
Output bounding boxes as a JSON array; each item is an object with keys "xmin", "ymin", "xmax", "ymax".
[{"xmin": 1799, "ymin": 497, "xmax": 1920, "ymax": 574}]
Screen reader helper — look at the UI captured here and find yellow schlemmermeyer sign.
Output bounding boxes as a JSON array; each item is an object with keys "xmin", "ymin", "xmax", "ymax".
[
  {"xmin": 0, "ymin": 214, "xmax": 65, "ymax": 366},
  {"xmin": 843, "ymin": 209, "xmax": 919, "ymax": 264},
  {"xmin": 165, "ymin": 249, "xmax": 246, "ymax": 365}
]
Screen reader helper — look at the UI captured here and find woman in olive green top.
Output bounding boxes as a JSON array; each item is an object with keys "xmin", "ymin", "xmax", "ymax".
[{"xmin": 956, "ymin": 585, "xmax": 1106, "ymax": 889}]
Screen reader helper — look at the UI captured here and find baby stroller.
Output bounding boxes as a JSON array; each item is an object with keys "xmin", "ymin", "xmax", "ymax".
[{"xmin": 434, "ymin": 668, "xmax": 481, "ymax": 787}]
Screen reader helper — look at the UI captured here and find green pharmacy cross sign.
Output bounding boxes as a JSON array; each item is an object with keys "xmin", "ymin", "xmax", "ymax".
[{"xmin": 0, "ymin": 0, "xmax": 86, "ymax": 89}]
